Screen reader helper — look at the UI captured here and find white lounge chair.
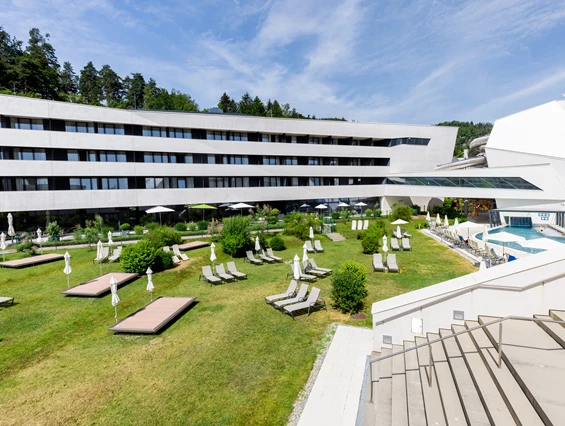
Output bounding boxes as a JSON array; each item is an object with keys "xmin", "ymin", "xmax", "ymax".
[
  {"xmin": 258, "ymin": 249, "xmax": 275, "ymax": 263},
  {"xmin": 283, "ymin": 287, "xmax": 326, "ymax": 319},
  {"xmin": 93, "ymin": 247, "xmax": 109, "ymax": 264},
  {"xmin": 215, "ymin": 263, "xmax": 235, "ymax": 282},
  {"xmin": 363, "ymin": 220, "xmax": 369, "ymax": 230},
  {"xmin": 372, "ymin": 253, "xmax": 385, "ymax": 272},
  {"xmin": 304, "ymin": 262, "xmax": 327, "ymax": 277},
  {"xmin": 357, "ymin": 220, "xmax": 363, "ymax": 230},
  {"xmin": 164, "ymin": 247, "xmax": 181, "ymax": 264},
  {"xmin": 246, "ymin": 251, "xmax": 263, "ymax": 265},
  {"xmin": 352, "ymin": 221, "xmax": 357, "ymax": 230},
  {"xmin": 387, "ymin": 254, "xmax": 400, "ymax": 273},
  {"xmin": 266, "ymin": 248, "xmax": 283, "ymax": 262},
  {"xmin": 172, "ymin": 244, "xmax": 189, "ymax": 261},
  {"xmin": 287, "ymin": 264, "xmax": 316, "ymax": 281},
  {"xmin": 309, "ymin": 258, "xmax": 332, "ymax": 274},
  {"xmin": 265, "ymin": 280, "xmax": 298, "ymax": 305},
  {"xmin": 227, "ymin": 261, "xmax": 247, "ymax": 279},
  {"xmin": 0, "ymin": 296, "xmax": 14, "ymax": 306},
  {"xmin": 108, "ymin": 246, "xmax": 122, "ymax": 262},
  {"xmin": 402, "ymin": 238, "xmax": 412, "ymax": 251},
  {"xmin": 200, "ymin": 265, "xmax": 221, "ymax": 285},
  {"xmin": 314, "ymin": 240, "xmax": 324, "ymax": 253},
  {"xmin": 391, "ymin": 238, "xmax": 400, "ymax": 251},
  {"xmin": 305, "ymin": 241, "xmax": 315, "ymax": 253},
  {"xmin": 273, "ymin": 284, "xmax": 309, "ymax": 310}
]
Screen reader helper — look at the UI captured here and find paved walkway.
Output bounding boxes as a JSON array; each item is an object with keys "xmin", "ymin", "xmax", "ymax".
[{"xmin": 298, "ymin": 325, "xmax": 373, "ymax": 426}]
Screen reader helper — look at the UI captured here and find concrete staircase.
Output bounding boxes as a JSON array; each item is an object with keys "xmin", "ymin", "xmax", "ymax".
[
  {"xmin": 360, "ymin": 310, "xmax": 565, "ymax": 425},
  {"xmin": 327, "ymin": 233, "xmax": 346, "ymax": 242}
]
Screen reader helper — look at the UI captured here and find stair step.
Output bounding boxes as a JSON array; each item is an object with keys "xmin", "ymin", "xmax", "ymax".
[
  {"xmin": 360, "ymin": 352, "xmax": 380, "ymax": 426},
  {"xmin": 440, "ymin": 328, "xmax": 490, "ymax": 426},
  {"xmin": 391, "ymin": 344, "xmax": 408, "ymax": 426},
  {"xmin": 452, "ymin": 324, "xmax": 515, "ymax": 425},
  {"xmin": 479, "ymin": 315, "xmax": 565, "ymax": 425},
  {"xmin": 465, "ymin": 321, "xmax": 544, "ymax": 426},
  {"xmin": 427, "ymin": 332, "xmax": 466, "ymax": 425},
  {"xmin": 376, "ymin": 348, "xmax": 393, "ymax": 425},
  {"xmin": 404, "ymin": 341, "xmax": 426, "ymax": 426},
  {"xmin": 536, "ymin": 314, "xmax": 565, "ymax": 348},
  {"xmin": 415, "ymin": 336, "xmax": 447, "ymax": 426}
]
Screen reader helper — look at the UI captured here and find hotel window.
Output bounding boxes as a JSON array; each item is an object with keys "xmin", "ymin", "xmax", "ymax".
[
  {"xmin": 142, "ymin": 126, "xmax": 165, "ymax": 137},
  {"xmin": 229, "ymin": 132, "xmax": 248, "ymax": 141},
  {"xmin": 65, "ymin": 121, "xmax": 94, "ymax": 133},
  {"xmin": 98, "ymin": 123, "xmax": 125, "ymax": 135},
  {"xmin": 13, "ymin": 118, "xmax": 44, "ymax": 130},
  {"xmin": 87, "ymin": 151, "xmax": 97, "ymax": 162},
  {"xmin": 67, "ymin": 150, "xmax": 80, "ymax": 161},
  {"xmin": 209, "ymin": 177, "xmax": 229, "ymax": 188},
  {"xmin": 144, "ymin": 152, "xmax": 168, "ymax": 163},
  {"xmin": 13, "ymin": 148, "xmax": 46, "ymax": 161},
  {"xmin": 170, "ymin": 128, "xmax": 192, "ymax": 139},
  {"xmin": 308, "ymin": 177, "xmax": 321, "ymax": 186},
  {"xmin": 100, "ymin": 151, "xmax": 126, "ymax": 162},
  {"xmin": 187, "ymin": 177, "xmax": 195, "ymax": 188},
  {"xmin": 230, "ymin": 177, "xmax": 249, "ymax": 187},
  {"xmin": 207, "ymin": 131, "xmax": 226, "ymax": 140},
  {"xmin": 309, "ymin": 137, "xmax": 320, "ymax": 145},
  {"xmin": 101, "ymin": 178, "xmax": 127, "ymax": 190},
  {"xmin": 263, "ymin": 177, "xmax": 280, "ymax": 187},
  {"xmin": 230, "ymin": 156, "xmax": 248, "ymax": 165},
  {"xmin": 282, "ymin": 157, "xmax": 298, "ymax": 165},
  {"xmin": 207, "ymin": 155, "xmax": 216, "ymax": 164},
  {"xmin": 170, "ymin": 177, "xmax": 187, "ymax": 189},
  {"xmin": 308, "ymin": 157, "xmax": 320, "ymax": 165},
  {"xmin": 69, "ymin": 178, "xmax": 98, "ymax": 190},
  {"xmin": 263, "ymin": 156, "xmax": 279, "ymax": 165},
  {"xmin": 291, "ymin": 136, "xmax": 297, "ymax": 144},
  {"xmin": 184, "ymin": 154, "xmax": 193, "ymax": 164},
  {"xmin": 261, "ymin": 134, "xmax": 270, "ymax": 142},
  {"xmin": 323, "ymin": 157, "xmax": 337, "ymax": 165},
  {"xmin": 16, "ymin": 177, "xmax": 48, "ymax": 191},
  {"xmin": 348, "ymin": 158, "xmax": 360, "ymax": 166}
]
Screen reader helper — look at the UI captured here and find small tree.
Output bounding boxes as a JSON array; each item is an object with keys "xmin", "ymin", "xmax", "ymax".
[
  {"xmin": 220, "ymin": 216, "xmax": 253, "ymax": 257},
  {"xmin": 121, "ymin": 240, "xmax": 157, "ymax": 274},
  {"xmin": 45, "ymin": 221, "xmax": 61, "ymax": 241},
  {"xmin": 283, "ymin": 213, "xmax": 321, "ymax": 241},
  {"xmin": 390, "ymin": 204, "xmax": 412, "ymax": 222},
  {"xmin": 330, "ymin": 261, "xmax": 368, "ymax": 314}
]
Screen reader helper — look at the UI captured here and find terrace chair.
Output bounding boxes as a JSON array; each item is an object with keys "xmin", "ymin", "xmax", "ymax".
[
  {"xmin": 387, "ymin": 254, "xmax": 400, "ymax": 273},
  {"xmin": 164, "ymin": 246, "xmax": 181, "ymax": 265},
  {"xmin": 391, "ymin": 238, "xmax": 400, "ymax": 251},
  {"xmin": 108, "ymin": 246, "xmax": 122, "ymax": 262},
  {"xmin": 265, "ymin": 280, "xmax": 298, "ymax": 305},
  {"xmin": 266, "ymin": 248, "xmax": 283, "ymax": 262},
  {"xmin": 357, "ymin": 220, "xmax": 363, "ymax": 230},
  {"xmin": 403, "ymin": 232, "xmax": 412, "ymax": 238},
  {"xmin": 273, "ymin": 284, "xmax": 309, "ymax": 310},
  {"xmin": 227, "ymin": 261, "xmax": 247, "ymax": 279},
  {"xmin": 258, "ymin": 249, "xmax": 275, "ymax": 263},
  {"xmin": 401, "ymin": 238, "xmax": 412, "ymax": 251},
  {"xmin": 286, "ymin": 264, "xmax": 317, "ymax": 282},
  {"xmin": 172, "ymin": 244, "xmax": 189, "ymax": 261},
  {"xmin": 352, "ymin": 221, "xmax": 357, "ymax": 230},
  {"xmin": 93, "ymin": 247, "xmax": 109, "ymax": 264},
  {"xmin": 200, "ymin": 265, "xmax": 221, "ymax": 285},
  {"xmin": 304, "ymin": 262, "xmax": 327, "ymax": 277},
  {"xmin": 245, "ymin": 251, "xmax": 263, "ymax": 265},
  {"xmin": 372, "ymin": 253, "xmax": 385, "ymax": 272},
  {"xmin": 309, "ymin": 258, "xmax": 332, "ymax": 274},
  {"xmin": 283, "ymin": 287, "xmax": 327, "ymax": 319},
  {"xmin": 314, "ymin": 240, "xmax": 324, "ymax": 253},
  {"xmin": 215, "ymin": 263, "xmax": 236, "ymax": 282},
  {"xmin": 363, "ymin": 220, "xmax": 369, "ymax": 230},
  {"xmin": 0, "ymin": 296, "xmax": 14, "ymax": 306},
  {"xmin": 488, "ymin": 248, "xmax": 505, "ymax": 265},
  {"xmin": 305, "ymin": 241, "xmax": 315, "ymax": 253}
]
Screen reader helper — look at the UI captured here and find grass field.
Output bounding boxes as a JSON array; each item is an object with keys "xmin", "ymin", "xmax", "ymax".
[{"xmin": 0, "ymin": 221, "xmax": 475, "ymax": 425}]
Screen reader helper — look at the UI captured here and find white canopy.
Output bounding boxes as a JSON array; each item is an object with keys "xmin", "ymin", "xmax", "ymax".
[
  {"xmin": 436, "ymin": 213, "xmax": 441, "ymax": 225},
  {"xmin": 107, "ymin": 230, "xmax": 113, "ymax": 246},
  {"xmin": 315, "ymin": 204, "xmax": 327, "ymax": 209},
  {"xmin": 396, "ymin": 226, "xmax": 402, "ymax": 239},
  {"xmin": 231, "ymin": 202, "xmax": 255, "ymax": 209},
  {"xmin": 299, "ymin": 203, "xmax": 310, "ymax": 208},
  {"xmin": 355, "ymin": 202, "xmax": 368, "ymax": 207},
  {"xmin": 482, "ymin": 226, "xmax": 489, "ymax": 242},
  {"xmin": 145, "ymin": 206, "xmax": 174, "ymax": 214},
  {"xmin": 96, "ymin": 240, "xmax": 103, "ymax": 260},
  {"xmin": 390, "ymin": 219, "xmax": 408, "ymax": 225},
  {"xmin": 64, "ymin": 251, "xmax": 72, "ymax": 275},
  {"xmin": 110, "ymin": 276, "xmax": 120, "ymax": 307},
  {"xmin": 0, "ymin": 232, "xmax": 5, "ymax": 251},
  {"xmin": 444, "ymin": 215, "xmax": 449, "ymax": 227},
  {"xmin": 455, "ymin": 221, "xmax": 483, "ymax": 239},
  {"xmin": 454, "ymin": 218, "xmax": 459, "ymax": 226},
  {"xmin": 337, "ymin": 202, "xmax": 349, "ymax": 207},
  {"xmin": 302, "ymin": 243, "xmax": 309, "ymax": 264},
  {"xmin": 146, "ymin": 267, "xmax": 154, "ymax": 295}
]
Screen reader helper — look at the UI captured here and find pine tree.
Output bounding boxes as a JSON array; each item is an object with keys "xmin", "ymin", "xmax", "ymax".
[
  {"xmin": 238, "ymin": 92, "xmax": 253, "ymax": 114},
  {"xmin": 250, "ymin": 96, "xmax": 266, "ymax": 116},
  {"xmin": 218, "ymin": 92, "xmax": 231, "ymax": 112},
  {"xmin": 78, "ymin": 61, "xmax": 102, "ymax": 105},
  {"xmin": 0, "ymin": 26, "xmax": 23, "ymax": 92},
  {"xmin": 126, "ymin": 73, "xmax": 145, "ymax": 109},
  {"xmin": 265, "ymin": 99, "xmax": 273, "ymax": 116},
  {"xmin": 24, "ymin": 28, "xmax": 61, "ymax": 99},
  {"xmin": 271, "ymin": 100, "xmax": 283, "ymax": 117},
  {"xmin": 59, "ymin": 62, "xmax": 78, "ymax": 95},
  {"xmin": 99, "ymin": 64, "xmax": 123, "ymax": 107}
]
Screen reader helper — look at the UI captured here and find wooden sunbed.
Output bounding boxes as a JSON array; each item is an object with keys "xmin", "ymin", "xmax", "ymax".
[
  {"xmin": 0, "ymin": 296, "xmax": 14, "ymax": 306},
  {"xmin": 0, "ymin": 253, "xmax": 64, "ymax": 269},
  {"xmin": 177, "ymin": 241, "xmax": 210, "ymax": 251},
  {"xmin": 108, "ymin": 296, "xmax": 197, "ymax": 334},
  {"xmin": 62, "ymin": 272, "xmax": 139, "ymax": 297}
]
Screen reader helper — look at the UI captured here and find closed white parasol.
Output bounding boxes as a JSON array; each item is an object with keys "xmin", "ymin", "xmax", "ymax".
[
  {"xmin": 0, "ymin": 232, "xmax": 5, "ymax": 262},
  {"xmin": 146, "ymin": 267, "xmax": 154, "ymax": 301},
  {"xmin": 7, "ymin": 213, "xmax": 15, "ymax": 239},
  {"xmin": 110, "ymin": 276, "xmax": 120, "ymax": 323},
  {"xmin": 63, "ymin": 251, "xmax": 72, "ymax": 288},
  {"xmin": 293, "ymin": 254, "xmax": 301, "ymax": 280},
  {"xmin": 309, "ymin": 226, "xmax": 314, "ymax": 240}
]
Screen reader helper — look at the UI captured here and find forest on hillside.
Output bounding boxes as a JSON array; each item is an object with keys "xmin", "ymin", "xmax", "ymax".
[{"xmin": 436, "ymin": 121, "xmax": 493, "ymax": 157}]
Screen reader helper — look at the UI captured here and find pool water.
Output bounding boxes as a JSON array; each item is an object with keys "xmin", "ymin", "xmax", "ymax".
[{"xmin": 476, "ymin": 226, "xmax": 565, "ymax": 254}]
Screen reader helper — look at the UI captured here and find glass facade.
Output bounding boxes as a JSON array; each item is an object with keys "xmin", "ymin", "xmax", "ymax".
[{"xmin": 386, "ymin": 176, "xmax": 541, "ymax": 190}]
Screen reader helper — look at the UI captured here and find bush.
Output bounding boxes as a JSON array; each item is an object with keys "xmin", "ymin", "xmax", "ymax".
[
  {"xmin": 220, "ymin": 216, "xmax": 253, "ymax": 257},
  {"xmin": 330, "ymin": 261, "xmax": 368, "ymax": 314},
  {"xmin": 197, "ymin": 220, "xmax": 209, "ymax": 231},
  {"xmin": 153, "ymin": 250, "xmax": 174, "ymax": 272},
  {"xmin": 143, "ymin": 226, "xmax": 182, "ymax": 248},
  {"xmin": 331, "ymin": 212, "xmax": 340, "ymax": 220},
  {"xmin": 45, "ymin": 221, "xmax": 61, "ymax": 241},
  {"xmin": 73, "ymin": 225, "xmax": 84, "ymax": 242},
  {"xmin": 121, "ymin": 240, "xmax": 158, "ymax": 274},
  {"xmin": 390, "ymin": 204, "xmax": 412, "ymax": 222},
  {"xmin": 283, "ymin": 213, "xmax": 321, "ymax": 241},
  {"xmin": 140, "ymin": 214, "xmax": 156, "ymax": 226},
  {"xmin": 361, "ymin": 234, "xmax": 380, "ymax": 254},
  {"xmin": 134, "ymin": 225, "xmax": 144, "ymax": 235},
  {"xmin": 101, "ymin": 227, "xmax": 113, "ymax": 239},
  {"xmin": 120, "ymin": 223, "xmax": 131, "ymax": 231},
  {"xmin": 174, "ymin": 222, "xmax": 187, "ymax": 232},
  {"xmin": 374, "ymin": 208, "xmax": 382, "ymax": 217},
  {"xmin": 187, "ymin": 222, "xmax": 198, "ymax": 231},
  {"xmin": 145, "ymin": 222, "xmax": 160, "ymax": 231},
  {"xmin": 16, "ymin": 241, "xmax": 34, "ymax": 253},
  {"xmin": 271, "ymin": 208, "xmax": 280, "ymax": 216},
  {"xmin": 267, "ymin": 215, "xmax": 278, "ymax": 225},
  {"xmin": 269, "ymin": 236, "xmax": 286, "ymax": 251},
  {"xmin": 365, "ymin": 209, "xmax": 373, "ymax": 216}
]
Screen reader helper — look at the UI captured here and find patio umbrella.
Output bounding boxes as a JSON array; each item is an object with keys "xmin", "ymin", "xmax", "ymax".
[
  {"xmin": 455, "ymin": 221, "xmax": 483, "ymax": 240},
  {"xmin": 454, "ymin": 218, "xmax": 459, "ymax": 226},
  {"xmin": 436, "ymin": 213, "xmax": 441, "ymax": 225},
  {"xmin": 482, "ymin": 226, "xmax": 489, "ymax": 242},
  {"xmin": 315, "ymin": 204, "xmax": 327, "ymax": 219},
  {"xmin": 254, "ymin": 236, "xmax": 260, "ymax": 252},
  {"xmin": 231, "ymin": 202, "xmax": 255, "ymax": 215},
  {"xmin": 396, "ymin": 226, "xmax": 402, "ymax": 239},
  {"xmin": 302, "ymin": 243, "xmax": 309, "ymax": 265},
  {"xmin": 7, "ymin": 213, "xmax": 15, "ymax": 240},
  {"xmin": 355, "ymin": 202, "xmax": 367, "ymax": 217},
  {"xmin": 382, "ymin": 235, "xmax": 389, "ymax": 262},
  {"xmin": 309, "ymin": 226, "xmax": 314, "ymax": 240},
  {"xmin": 293, "ymin": 254, "xmax": 301, "ymax": 280},
  {"xmin": 426, "ymin": 212, "xmax": 431, "ymax": 221},
  {"xmin": 300, "ymin": 203, "xmax": 310, "ymax": 209},
  {"xmin": 146, "ymin": 267, "xmax": 154, "ymax": 301},
  {"xmin": 444, "ymin": 215, "xmax": 449, "ymax": 227},
  {"xmin": 107, "ymin": 231, "xmax": 113, "ymax": 255},
  {"xmin": 96, "ymin": 240, "xmax": 103, "ymax": 275},
  {"xmin": 145, "ymin": 205, "xmax": 174, "ymax": 225},
  {"xmin": 110, "ymin": 276, "xmax": 120, "ymax": 324},
  {"xmin": 63, "ymin": 251, "xmax": 72, "ymax": 288},
  {"xmin": 190, "ymin": 203, "xmax": 217, "ymax": 220},
  {"xmin": 391, "ymin": 219, "xmax": 408, "ymax": 225},
  {"xmin": 37, "ymin": 228, "xmax": 43, "ymax": 254},
  {"xmin": 210, "ymin": 243, "xmax": 217, "ymax": 272},
  {"xmin": 337, "ymin": 202, "xmax": 349, "ymax": 208},
  {"xmin": 0, "ymin": 232, "xmax": 5, "ymax": 262}
]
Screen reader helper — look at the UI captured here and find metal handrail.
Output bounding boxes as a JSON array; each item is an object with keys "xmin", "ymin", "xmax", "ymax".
[{"xmin": 368, "ymin": 315, "xmax": 565, "ymax": 402}]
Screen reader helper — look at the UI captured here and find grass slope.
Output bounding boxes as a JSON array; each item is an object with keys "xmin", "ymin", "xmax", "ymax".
[{"xmin": 0, "ymin": 222, "xmax": 475, "ymax": 425}]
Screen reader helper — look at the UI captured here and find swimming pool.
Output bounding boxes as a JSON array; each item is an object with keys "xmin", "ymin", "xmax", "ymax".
[{"xmin": 475, "ymin": 226, "xmax": 565, "ymax": 254}]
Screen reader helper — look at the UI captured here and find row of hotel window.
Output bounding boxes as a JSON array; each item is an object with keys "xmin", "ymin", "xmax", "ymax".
[
  {"xmin": 0, "ymin": 147, "xmax": 390, "ymax": 166},
  {"xmin": 0, "ymin": 176, "xmax": 385, "ymax": 191},
  {"xmin": 1, "ymin": 116, "xmax": 430, "ymax": 147}
]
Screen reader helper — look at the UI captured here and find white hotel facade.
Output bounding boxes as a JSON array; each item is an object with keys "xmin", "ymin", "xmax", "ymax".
[{"xmin": 1, "ymin": 94, "xmax": 564, "ymax": 228}]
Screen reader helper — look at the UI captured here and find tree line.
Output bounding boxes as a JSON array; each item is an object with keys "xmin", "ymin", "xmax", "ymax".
[{"xmin": 436, "ymin": 121, "xmax": 493, "ymax": 158}]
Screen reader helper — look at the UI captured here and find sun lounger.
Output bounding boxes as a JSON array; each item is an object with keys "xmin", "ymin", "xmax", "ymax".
[
  {"xmin": 227, "ymin": 261, "xmax": 247, "ymax": 279},
  {"xmin": 304, "ymin": 263, "xmax": 327, "ymax": 277},
  {"xmin": 305, "ymin": 240, "xmax": 315, "ymax": 253},
  {"xmin": 162, "ymin": 246, "xmax": 180, "ymax": 264},
  {"xmin": 363, "ymin": 220, "xmax": 369, "ymax": 230},
  {"xmin": 62, "ymin": 272, "xmax": 139, "ymax": 297},
  {"xmin": 387, "ymin": 254, "xmax": 400, "ymax": 273},
  {"xmin": 200, "ymin": 265, "xmax": 222, "ymax": 285},
  {"xmin": 0, "ymin": 296, "xmax": 14, "ymax": 306},
  {"xmin": 352, "ymin": 221, "xmax": 357, "ymax": 230},
  {"xmin": 308, "ymin": 258, "xmax": 332, "ymax": 274},
  {"xmin": 391, "ymin": 238, "xmax": 400, "ymax": 251},
  {"xmin": 372, "ymin": 253, "xmax": 385, "ymax": 272},
  {"xmin": 357, "ymin": 220, "xmax": 363, "ymax": 230},
  {"xmin": 0, "ymin": 253, "xmax": 64, "ymax": 269},
  {"xmin": 273, "ymin": 284, "xmax": 309, "ymax": 310},
  {"xmin": 314, "ymin": 240, "xmax": 324, "ymax": 253},
  {"xmin": 215, "ymin": 263, "xmax": 236, "ymax": 282},
  {"xmin": 402, "ymin": 238, "xmax": 412, "ymax": 251},
  {"xmin": 258, "ymin": 250, "xmax": 275, "ymax": 263},
  {"xmin": 266, "ymin": 248, "xmax": 283, "ymax": 262},
  {"xmin": 283, "ymin": 287, "xmax": 327, "ymax": 319},
  {"xmin": 108, "ymin": 246, "xmax": 122, "ymax": 262},
  {"xmin": 287, "ymin": 264, "xmax": 317, "ymax": 281},
  {"xmin": 403, "ymin": 233, "xmax": 412, "ymax": 238},
  {"xmin": 265, "ymin": 280, "xmax": 298, "ymax": 305},
  {"xmin": 93, "ymin": 247, "xmax": 109, "ymax": 264},
  {"xmin": 246, "ymin": 251, "xmax": 263, "ymax": 265},
  {"xmin": 172, "ymin": 245, "xmax": 189, "ymax": 261}
]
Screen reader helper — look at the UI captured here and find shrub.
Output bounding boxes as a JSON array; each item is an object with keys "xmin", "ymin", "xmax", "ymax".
[
  {"xmin": 197, "ymin": 220, "xmax": 209, "ymax": 231},
  {"xmin": 143, "ymin": 226, "xmax": 182, "ymax": 248},
  {"xmin": 361, "ymin": 234, "xmax": 380, "ymax": 254},
  {"xmin": 16, "ymin": 241, "xmax": 34, "ymax": 253},
  {"xmin": 283, "ymin": 213, "xmax": 321, "ymax": 241},
  {"xmin": 390, "ymin": 204, "xmax": 412, "ymax": 222},
  {"xmin": 134, "ymin": 225, "xmax": 144, "ymax": 235},
  {"xmin": 374, "ymin": 208, "xmax": 382, "ymax": 217},
  {"xmin": 187, "ymin": 222, "xmax": 198, "ymax": 231},
  {"xmin": 72, "ymin": 225, "xmax": 84, "ymax": 242},
  {"xmin": 174, "ymin": 222, "xmax": 187, "ymax": 232},
  {"xmin": 46, "ymin": 221, "xmax": 61, "ymax": 241},
  {"xmin": 153, "ymin": 250, "xmax": 174, "ymax": 272},
  {"xmin": 121, "ymin": 240, "xmax": 158, "ymax": 274},
  {"xmin": 145, "ymin": 222, "xmax": 160, "ymax": 231},
  {"xmin": 101, "ymin": 227, "xmax": 113, "ymax": 239},
  {"xmin": 267, "ymin": 215, "xmax": 278, "ymax": 225},
  {"xmin": 343, "ymin": 211, "xmax": 350, "ymax": 219},
  {"xmin": 331, "ymin": 212, "xmax": 340, "ymax": 220},
  {"xmin": 271, "ymin": 208, "xmax": 280, "ymax": 216},
  {"xmin": 120, "ymin": 223, "xmax": 131, "ymax": 231},
  {"xmin": 365, "ymin": 209, "xmax": 373, "ymax": 216},
  {"xmin": 140, "ymin": 214, "xmax": 155, "ymax": 225},
  {"xmin": 220, "ymin": 216, "xmax": 253, "ymax": 257},
  {"xmin": 269, "ymin": 236, "xmax": 286, "ymax": 251},
  {"xmin": 330, "ymin": 261, "xmax": 368, "ymax": 314}
]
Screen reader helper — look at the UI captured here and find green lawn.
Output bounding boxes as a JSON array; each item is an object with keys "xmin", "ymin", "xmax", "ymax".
[{"xmin": 0, "ymin": 221, "xmax": 475, "ymax": 425}]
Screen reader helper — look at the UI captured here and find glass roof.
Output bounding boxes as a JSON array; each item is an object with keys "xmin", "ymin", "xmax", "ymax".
[{"xmin": 386, "ymin": 176, "xmax": 541, "ymax": 190}]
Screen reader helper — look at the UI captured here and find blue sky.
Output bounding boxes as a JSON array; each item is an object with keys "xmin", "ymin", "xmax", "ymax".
[{"xmin": 2, "ymin": 0, "xmax": 565, "ymax": 124}]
